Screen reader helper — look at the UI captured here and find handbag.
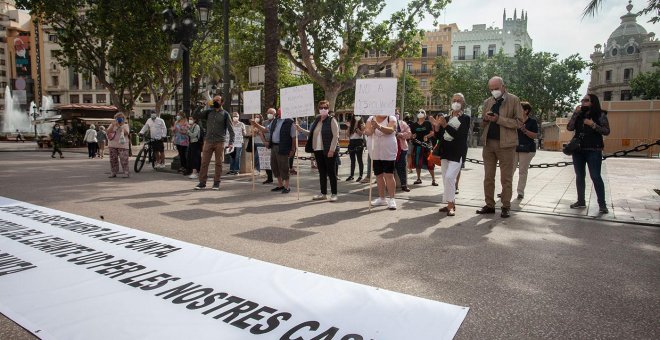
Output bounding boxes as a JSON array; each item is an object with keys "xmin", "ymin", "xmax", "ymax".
[
  {"xmin": 427, "ymin": 144, "xmax": 442, "ymax": 166},
  {"xmin": 562, "ymin": 134, "xmax": 583, "ymax": 155}
]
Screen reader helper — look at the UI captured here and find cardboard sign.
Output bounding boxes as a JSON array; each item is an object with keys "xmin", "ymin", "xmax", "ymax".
[
  {"xmin": 257, "ymin": 146, "xmax": 271, "ymax": 170},
  {"xmin": 243, "ymin": 90, "xmax": 261, "ymax": 115},
  {"xmin": 0, "ymin": 197, "xmax": 468, "ymax": 340},
  {"xmin": 280, "ymin": 84, "xmax": 315, "ymax": 118},
  {"xmin": 354, "ymin": 78, "xmax": 397, "ymax": 116}
]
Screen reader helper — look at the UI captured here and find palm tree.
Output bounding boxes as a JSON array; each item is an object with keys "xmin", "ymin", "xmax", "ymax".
[
  {"xmin": 583, "ymin": 0, "xmax": 659, "ymax": 23},
  {"xmin": 264, "ymin": 0, "xmax": 279, "ymax": 109}
]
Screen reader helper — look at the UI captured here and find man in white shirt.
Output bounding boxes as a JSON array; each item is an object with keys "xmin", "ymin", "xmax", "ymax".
[{"xmin": 139, "ymin": 111, "xmax": 167, "ymax": 168}]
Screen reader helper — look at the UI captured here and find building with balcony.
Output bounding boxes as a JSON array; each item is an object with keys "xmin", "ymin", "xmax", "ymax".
[
  {"xmin": 588, "ymin": 2, "xmax": 659, "ymax": 101},
  {"xmin": 451, "ymin": 9, "xmax": 532, "ymax": 64}
]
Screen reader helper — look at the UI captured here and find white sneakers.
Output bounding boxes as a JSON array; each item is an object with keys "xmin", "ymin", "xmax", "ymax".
[
  {"xmin": 313, "ymin": 194, "xmax": 338, "ymax": 202},
  {"xmin": 371, "ymin": 197, "xmax": 397, "ymax": 210},
  {"xmin": 387, "ymin": 198, "xmax": 397, "ymax": 210},
  {"xmin": 189, "ymin": 173, "xmax": 199, "ymax": 179}
]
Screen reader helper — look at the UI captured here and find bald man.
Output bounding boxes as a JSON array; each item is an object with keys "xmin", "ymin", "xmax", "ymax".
[{"xmin": 476, "ymin": 76, "xmax": 523, "ymax": 218}]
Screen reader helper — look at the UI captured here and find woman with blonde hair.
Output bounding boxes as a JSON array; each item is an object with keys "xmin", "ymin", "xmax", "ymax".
[{"xmin": 106, "ymin": 112, "xmax": 131, "ymax": 178}]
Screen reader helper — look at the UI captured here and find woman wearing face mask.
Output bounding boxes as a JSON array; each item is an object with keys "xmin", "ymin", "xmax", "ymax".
[
  {"xmin": 346, "ymin": 114, "xmax": 365, "ymax": 182},
  {"xmin": 252, "ymin": 114, "xmax": 267, "ymax": 176},
  {"xmin": 172, "ymin": 112, "xmax": 190, "ymax": 175},
  {"xmin": 227, "ymin": 112, "xmax": 246, "ymax": 175},
  {"xmin": 430, "ymin": 94, "xmax": 470, "ymax": 216},
  {"xmin": 513, "ymin": 102, "xmax": 538, "ymax": 200},
  {"xmin": 567, "ymin": 93, "xmax": 611, "ymax": 214},
  {"xmin": 410, "ymin": 109, "xmax": 438, "ymax": 186},
  {"xmin": 297, "ymin": 100, "xmax": 340, "ymax": 201},
  {"xmin": 186, "ymin": 115, "xmax": 202, "ymax": 179},
  {"xmin": 107, "ymin": 112, "xmax": 131, "ymax": 178}
]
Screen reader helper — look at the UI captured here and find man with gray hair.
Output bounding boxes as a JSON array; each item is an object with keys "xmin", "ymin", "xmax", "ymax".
[{"xmin": 476, "ymin": 76, "xmax": 523, "ymax": 218}]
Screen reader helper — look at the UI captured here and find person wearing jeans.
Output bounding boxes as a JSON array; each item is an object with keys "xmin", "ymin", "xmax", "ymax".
[
  {"xmin": 395, "ymin": 118, "xmax": 412, "ymax": 192},
  {"xmin": 297, "ymin": 100, "xmax": 340, "ymax": 202},
  {"xmin": 567, "ymin": 93, "xmax": 611, "ymax": 214},
  {"xmin": 227, "ymin": 112, "xmax": 246, "ymax": 175}
]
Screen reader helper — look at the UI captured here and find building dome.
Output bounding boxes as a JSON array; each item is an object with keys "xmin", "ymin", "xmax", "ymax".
[{"xmin": 607, "ymin": 1, "xmax": 647, "ymax": 46}]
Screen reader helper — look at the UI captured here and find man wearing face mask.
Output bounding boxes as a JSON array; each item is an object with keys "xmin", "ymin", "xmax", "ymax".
[
  {"xmin": 139, "ymin": 111, "xmax": 167, "ymax": 168},
  {"xmin": 251, "ymin": 108, "xmax": 276, "ymax": 184},
  {"xmin": 476, "ymin": 76, "xmax": 524, "ymax": 218},
  {"xmin": 194, "ymin": 96, "xmax": 235, "ymax": 190},
  {"xmin": 252, "ymin": 107, "xmax": 296, "ymax": 193}
]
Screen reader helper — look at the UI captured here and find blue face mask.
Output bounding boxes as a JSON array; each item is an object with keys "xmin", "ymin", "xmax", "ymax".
[{"xmin": 116, "ymin": 118, "xmax": 124, "ymax": 124}]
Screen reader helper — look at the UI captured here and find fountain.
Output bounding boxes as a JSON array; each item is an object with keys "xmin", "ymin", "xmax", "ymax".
[
  {"xmin": 0, "ymin": 86, "xmax": 58, "ymax": 137},
  {"xmin": 1, "ymin": 86, "xmax": 31, "ymax": 135}
]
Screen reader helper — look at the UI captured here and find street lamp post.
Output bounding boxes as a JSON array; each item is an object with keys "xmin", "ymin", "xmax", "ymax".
[
  {"xmin": 162, "ymin": 0, "xmax": 213, "ymax": 116},
  {"xmin": 222, "ymin": 0, "xmax": 230, "ymax": 112}
]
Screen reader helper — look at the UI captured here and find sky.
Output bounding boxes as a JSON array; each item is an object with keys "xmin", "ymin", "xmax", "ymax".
[{"xmin": 380, "ymin": 0, "xmax": 657, "ymax": 97}]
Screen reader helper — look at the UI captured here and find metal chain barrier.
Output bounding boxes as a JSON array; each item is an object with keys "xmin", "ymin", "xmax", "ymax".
[
  {"xmin": 463, "ymin": 139, "xmax": 660, "ymax": 169},
  {"xmin": 293, "ymin": 140, "xmax": 660, "ymax": 165}
]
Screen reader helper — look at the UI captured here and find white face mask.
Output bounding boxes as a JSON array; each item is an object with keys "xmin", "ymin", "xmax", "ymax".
[
  {"xmin": 188, "ymin": 119, "xmax": 194, "ymax": 125},
  {"xmin": 417, "ymin": 113, "xmax": 425, "ymax": 119},
  {"xmin": 255, "ymin": 117, "xmax": 261, "ymax": 123},
  {"xmin": 491, "ymin": 90, "xmax": 503, "ymax": 99},
  {"xmin": 175, "ymin": 115, "xmax": 181, "ymax": 121},
  {"xmin": 319, "ymin": 109, "xmax": 329, "ymax": 116},
  {"xmin": 451, "ymin": 102, "xmax": 462, "ymax": 111},
  {"xmin": 232, "ymin": 117, "xmax": 239, "ymax": 123},
  {"xmin": 267, "ymin": 113, "xmax": 274, "ymax": 120},
  {"xmin": 355, "ymin": 116, "xmax": 361, "ymax": 121}
]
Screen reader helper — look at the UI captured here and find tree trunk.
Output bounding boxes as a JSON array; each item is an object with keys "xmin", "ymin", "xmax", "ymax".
[
  {"xmin": 324, "ymin": 85, "xmax": 341, "ymax": 112},
  {"xmin": 264, "ymin": 0, "xmax": 279, "ymax": 110}
]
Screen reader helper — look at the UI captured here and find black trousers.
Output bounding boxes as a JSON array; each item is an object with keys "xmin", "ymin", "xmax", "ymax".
[
  {"xmin": 314, "ymin": 150, "xmax": 338, "ymax": 195},
  {"xmin": 176, "ymin": 144, "xmax": 189, "ymax": 170},
  {"xmin": 187, "ymin": 142, "xmax": 201, "ymax": 171}
]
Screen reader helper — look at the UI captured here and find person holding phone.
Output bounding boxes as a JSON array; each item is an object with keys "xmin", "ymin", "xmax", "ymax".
[
  {"xmin": 476, "ymin": 76, "xmax": 524, "ymax": 218},
  {"xmin": 107, "ymin": 112, "xmax": 131, "ymax": 178}
]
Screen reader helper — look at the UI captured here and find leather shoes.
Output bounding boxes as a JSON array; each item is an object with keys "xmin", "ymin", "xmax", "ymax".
[
  {"xmin": 501, "ymin": 207, "xmax": 510, "ymax": 218},
  {"xmin": 476, "ymin": 206, "xmax": 496, "ymax": 214}
]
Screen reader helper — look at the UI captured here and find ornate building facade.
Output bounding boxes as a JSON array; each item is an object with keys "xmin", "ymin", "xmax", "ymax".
[{"xmin": 588, "ymin": 1, "xmax": 659, "ymax": 101}]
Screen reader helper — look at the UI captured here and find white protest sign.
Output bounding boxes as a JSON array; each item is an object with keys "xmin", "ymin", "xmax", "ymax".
[
  {"xmin": 243, "ymin": 90, "xmax": 261, "ymax": 115},
  {"xmin": 0, "ymin": 197, "xmax": 468, "ymax": 340},
  {"xmin": 353, "ymin": 78, "xmax": 397, "ymax": 116},
  {"xmin": 280, "ymin": 84, "xmax": 315, "ymax": 119},
  {"xmin": 257, "ymin": 146, "xmax": 271, "ymax": 170}
]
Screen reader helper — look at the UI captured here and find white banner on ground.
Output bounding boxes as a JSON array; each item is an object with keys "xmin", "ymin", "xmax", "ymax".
[
  {"xmin": 280, "ymin": 84, "xmax": 315, "ymax": 119},
  {"xmin": 0, "ymin": 197, "xmax": 468, "ymax": 340},
  {"xmin": 257, "ymin": 146, "xmax": 271, "ymax": 170},
  {"xmin": 243, "ymin": 90, "xmax": 261, "ymax": 115},
  {"xmin": 354, "ymin": 78, "xmax": 397, "ymax": 116}
]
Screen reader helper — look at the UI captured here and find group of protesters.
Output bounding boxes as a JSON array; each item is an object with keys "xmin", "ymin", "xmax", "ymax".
[{"xmin": 54, "ymin": 75, "xmax": 610, "ymax": 217}]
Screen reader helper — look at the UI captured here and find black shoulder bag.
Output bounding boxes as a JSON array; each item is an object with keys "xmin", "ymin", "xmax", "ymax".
[{"xmin": 563, "ymin": 133, "xmax": 583, "ymax": 155}]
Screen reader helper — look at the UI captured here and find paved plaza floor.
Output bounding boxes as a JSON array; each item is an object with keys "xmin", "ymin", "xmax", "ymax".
[{"xmin": 0, "ymin": 143, "xmax": 658, "ymax": 339}]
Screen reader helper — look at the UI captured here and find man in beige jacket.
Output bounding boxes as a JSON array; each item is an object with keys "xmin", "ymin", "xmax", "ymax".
[{"xmin": 476, "ymin": 76, "xmax": 523, "ymax": 218}]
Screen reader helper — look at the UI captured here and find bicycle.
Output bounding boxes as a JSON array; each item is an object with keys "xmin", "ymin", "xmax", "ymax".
[{"xmin": 134, "ymin": 137, "xmax": 158, "ymax": 173}]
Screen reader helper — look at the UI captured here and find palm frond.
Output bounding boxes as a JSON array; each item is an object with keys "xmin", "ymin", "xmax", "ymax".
[{"xmin": 582, "ymin": 0, "xmax": 603, "ymax": 18}]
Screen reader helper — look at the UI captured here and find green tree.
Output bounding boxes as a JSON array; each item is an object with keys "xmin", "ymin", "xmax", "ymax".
[
  {"xmin": 28, "ymin": 0, "xmax": 168, "ymax": 113},
  {"xmin": 397, "ymin": 73, "xmax": 425, "ymax": 115},
  {"xmin": 630, "ymin": 61, "xmax": 660, "ymax": 99},
  {"xmin": 583, "ymin": 0, "xmax": 659, "ymax": 23},
  {"xmin": 278, "ymin": 0, "xmax": 449, "ymax": 110},
  {"xmin": 432, "ymin": 48, "xmax": 587, "ymax": 122}
]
